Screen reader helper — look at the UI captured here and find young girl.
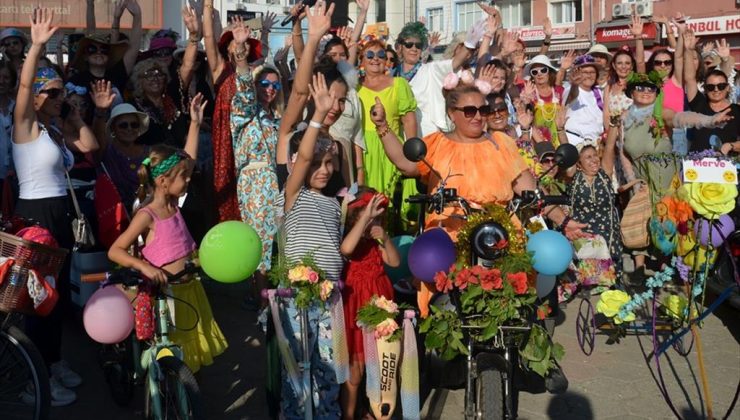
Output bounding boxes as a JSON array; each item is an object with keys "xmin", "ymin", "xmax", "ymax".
[
  {"xmin": 339, "ymin": 187, "xmax": 400, "ymax": 419},
  {"xmin": 108, "ymin": 93, "xmax": 227, "ymax": 373}
]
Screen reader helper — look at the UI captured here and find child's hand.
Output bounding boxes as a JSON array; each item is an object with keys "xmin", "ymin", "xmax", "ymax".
[
  {"xmin": 369, "ymin": 225, "xmax": 387, "ymax": 243},
  {"xmin": 361, "ymin": 194, "xmax": 386, "ymax": 221},
  {"xmin": 141, "ymin": 264, "xmax": 168, "ymax": 286},
  {"xmin": 308, "ymin": 73, "xmax": 335, "ymax": 115},
  {"xmin": 189, "ymin": 92, "xmax": 208, "ymax": 124}
]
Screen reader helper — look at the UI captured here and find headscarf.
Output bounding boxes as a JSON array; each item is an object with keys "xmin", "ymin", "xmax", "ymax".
[{"xmin": 32, "ymin": 67, "xmax": 62, "ymax": 95}]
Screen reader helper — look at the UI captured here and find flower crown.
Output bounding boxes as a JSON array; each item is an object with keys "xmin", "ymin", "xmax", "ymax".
[
  {"xmin": 626, "ymin": 71, "xmax": 664, "ymax": 89},
  {"xmin": 442, "ymin": 69, "xmax": 492, "ymax": 95}
]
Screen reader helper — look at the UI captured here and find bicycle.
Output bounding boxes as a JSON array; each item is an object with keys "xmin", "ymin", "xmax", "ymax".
[
  {"xmin": 82, "ymin": 264, "xmax": 205, "ymax": 420},
  {"xmin": 0, "ymin": 227, "xmax": 67, "ymax": 420}
]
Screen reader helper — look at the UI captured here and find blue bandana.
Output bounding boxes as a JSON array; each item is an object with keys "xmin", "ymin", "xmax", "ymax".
[{"xmin": 32, "ymin": 67, "xmax": 62, "ymax": 95}]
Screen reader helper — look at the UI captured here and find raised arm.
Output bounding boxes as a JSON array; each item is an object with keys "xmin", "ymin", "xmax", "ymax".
[
  {"xmin": 121, "ymin": 0, "xmax": 144, "ymax": 76},
  {"xmin": 347, "ymin": 0, "xmax": 369, "ymax": 65},
  {"xmin": 630, "ymin": 12, "xmax": 646, "ymax": 73},
  {"xmin": 185, "ymin": 93, "xmax": 206, "ymax": 160},
  {"xmin": 370, "ymin": 97, "xmax": 419, "ymax": 177},
  {"xmin": 111, "ymin": 0, "xmax": 126, "ymax": 42},
  {"xmin": 290, "ymin": 2, "xmax": 307, "ymax": 64},
  {"xmin": 203, "ymin": 0, "xmax": 225, "ymax": 80},
  {"xmin": 539, "ymin": 17, "xmax": 553, "ymax": 56},
  {"xmin": 556, "ymin": 50, "xmax": 575, "ymax": 87},
  {"xmin": 90, "ymin": 80, "xmax": 117, "ymax": 160},
  {"xmin": 683, "ymin": 30, "xmax": 699, "ymax": 102},
  {"xmin": 179, "ymin": 5, "xmax": 202, "ymax": 88},
  {"xmin": 14, "ymin": 8, "xmax": 58, "ymax": 143},
  {"xmin": 673, "ymin": 19, "xmax": 685, "ymax": 87},
  {"xmin": 602, "ymin": 118, "xmax": 619, "ymax": 177},
  {"xmin": 62, "ymin": 103, "xmax": 98, "ymax": 153},
  {"xmin": 716, "ymin": 39, "xmax": 736, "ymax": 79},
  {"xmin": 260, "ymin": 12, "xmax": 277, "ymax": 62}
]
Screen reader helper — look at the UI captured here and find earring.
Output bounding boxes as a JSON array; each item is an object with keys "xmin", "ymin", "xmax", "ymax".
[{"xmin": 358, "ymin": 66, "xmax": 366, "ymax": 77}]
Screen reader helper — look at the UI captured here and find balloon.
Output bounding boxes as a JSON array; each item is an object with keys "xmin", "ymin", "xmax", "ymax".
[
  {"xmin": 694, "ymin": 215, "xmax": 736, "ymax": 248},
  {"xmin": 199, "ymin": 221, "xmax": 262, "ymax": 283},
  {"xmin": 536, "ymin": 274, "xmax": 557, "ymax": 299},
  {"xmin": 527, "ymin": 230, "xmax": 573, "ymax": 276},
  {"xmin": 83, "ymin": 286, "xmax": 134, "ymax": 344},
  {"xmin": 408, "ymin": 228, "xmax": 457, "ymax": 283},
  {"xmin": 384, "ymin": 235, "xmax": 414, "ymax": 283}
]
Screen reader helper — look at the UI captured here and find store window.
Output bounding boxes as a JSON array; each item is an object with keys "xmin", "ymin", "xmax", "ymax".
[
  {"xmin": 456, "ymin": 1, "xmax": 483, "ymax": 31},
  {"xmin": 427, "ymin": 7, "xmax": 444, "ymax": 33},
  {"xmin": 498, "ymin": 0, "xmax": 532, "ymax": 28},
  {"xmin": 550, "ymin": 0, "xmax": 583, "ymax": 24}
]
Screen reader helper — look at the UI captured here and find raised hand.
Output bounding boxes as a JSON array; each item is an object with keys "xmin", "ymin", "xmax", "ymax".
[
  {"xmin": 126, "ymin": 0, "xmax": 142, "ymax": 16},
  {"xmin": 289, "ymin": 1, "xmax": 308, "ymax": 21},
  {"xmin": 543, "ymin": 16, "xmax": 553, "ymax": 37},
  {"xmin": 91, "ymin": 80, "xmax": 117, "ymax": 110},
  {"xmin": 356, "ymin": 0, "xmax": 370, "ymax": 12},
  {"xmin": 262, "ymin": 11, "xmax": 277, "ymax": 34},
  {"xmin": 478, "ymin": 1, "xmax": 499, "ymax": 18},
  {"xmin": 712, "ymin": 107, "xmax": 734, "ymax": 126},
  {"xmin": 501, "ymin": 31, "xmax": 520, "ymax": 57},
  {"xmin": 682, "ymin": 29, "xmax": 697, "ymax": 50},
  {"xmin": 478, "ymin": 64, "xmax": 503, "ymax": 91},
  {"xmin": 429, "ymin": 32, "xmax": 442, "ymax": 49},
  {"xmin": 555, "ymin": 105, "xmax": 569, "ymax": 131},
  {"xmin": 629, "ymin": 9, "xmax": 644, "ymax": 38},
  {"xmin": 190, "ymin": 92, "xmax": 208, "ymax": 124},
  {"xmin": 306, "ymin": 0, "xmax": 335, "ymax": 40},
  {"xmin": 308, "ymin": 73, "xmax": 335, "ymax": 115},
  {"xmin": 274, "ymin": 46, "xmax": 291, "ymax": 64},
  {"xmin": 370, "ymin": 97, "xmax": 387, "ymax": 127},
  {"xmin": 113, "ymin": 0, "xmax": 127, "ymax": 20},
  {"xmin": 362, "ymin": 194, "xmax": 387, "ymax": 220},
  {"xmin": 336, "ymin": 26, "xmax": 354, "ymax": 48},
  {"xmin": 517, "ymin": 107, "xmax": 533, "ymax": 130},
  {"xmin": 30, "ymin": 7, "xmax": 58, "ymax": 46},
  {"xmin": 560, "ymin": 49, "xmax": 576, "ymax": 70},
  {"xmin": 520, "ymin": 80, "xmax": 537, "ymax": 104},
  {"xmin": 231, "ymin": 15, "xmax": 250, "ymax": 45},
  {"xmin": 182, "ymin": 5, "xmax": 200, "ymax": 36},
  {"xmin": 715, "ymin": 38, "xmax": 730, "ymax": 59}
]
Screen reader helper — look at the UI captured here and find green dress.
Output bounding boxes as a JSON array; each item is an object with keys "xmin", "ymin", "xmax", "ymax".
[
  {"xmin": 357, "ymin": 77, "xmax": 418, "ymax": 232},
  {"xmin": 623, "ymin": 114, "xmax": 677, "ymax": 205}
]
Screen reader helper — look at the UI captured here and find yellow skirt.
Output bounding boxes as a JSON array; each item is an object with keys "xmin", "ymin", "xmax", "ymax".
[{"xmin": 169, "ymin": 279, "xmax": 228, "ymax": 373}]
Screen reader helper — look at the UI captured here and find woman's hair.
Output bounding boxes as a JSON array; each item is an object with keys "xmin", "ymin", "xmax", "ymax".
[
  {"xmin": 359, "ymin": 39, "xmax": 387, "ymax": 61},
  {"xmin": 322, "ymin": 36, "xmax": 349, "ymax": 58},
  {"xmin": 386, "ymin": 45, "xmax": 399, "ymax": 68},
  {"xmin": 646, "ymin": 49, "xmax": 675, "ymax": 78},
  {"xmin": 136, "ymin": 144, "xmax": 191, "ymax": 206},
  {"xmin": 443, "ymin": 84, "xmax": 484, "ymax": 111},
  {"xmin": 288, "ymin": 129, "xmax": 335, "ymax": 186},
  {"xmin": 255, "ymin": 67, "xmax": 284, "ymax": 116},
  {"xmin": 299, "ymin": 58, "xmax": 349, "ymax": 124},
  {"xmin": 608, "ymin": 49, "xmax": 635, "ymax": 86},
  {"xmin": 344, "ymin": 186, "xmax": 384, "ymax": 234},
  {"xmin": 705, "ymin": 68, "xmax": 729, "ymax": 83},
  {"xmin": 131, "ymin": 59, "xmax": 170, "ymax": 99},
  {"xmin": 397, "ymin": 22, "xmax": 429, "ymax": 49},
  {"xmin": 0, "ymin": 60, "xmax": 18, "ymax": 89}
]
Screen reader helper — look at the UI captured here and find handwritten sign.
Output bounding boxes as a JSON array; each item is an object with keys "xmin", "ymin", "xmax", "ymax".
[{"xmin": 683, "ymin": 158, "xmax": 738, "ymax": 184}]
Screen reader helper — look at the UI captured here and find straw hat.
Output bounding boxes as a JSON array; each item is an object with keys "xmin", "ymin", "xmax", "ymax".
[
  {"xmin": 106, "ymin": 103, "xmax": 150, "ymax": 137},
  {"xmin": 71, "ymin": 33, "xmax": 129, "ymax": 72},
  {"xmin": 587, "ymin": 44, "xmax": 613, "ymax": 60}
]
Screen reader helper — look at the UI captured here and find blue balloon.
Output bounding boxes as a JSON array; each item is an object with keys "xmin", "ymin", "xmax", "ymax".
[
  {"xmin": 408, "ymin": 229, "xmax": 457, "ymax": 283},
  {"xmin": 384, "ymin": 235, "xmax": 414, "ymax": 284},
  {"xmin": 527, "ymin": 230, "xmax": 573, "ymax": 276}
]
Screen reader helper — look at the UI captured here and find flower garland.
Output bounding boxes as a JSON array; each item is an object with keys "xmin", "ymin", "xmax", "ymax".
[
  {"xmin": 269, "ymin": 254, "xmax": 336, "ymax": 309},
  {"xmin": 596, "ymin": 266, "xmax": 675, "ymax": 325},
  {"xmin": 356, "ymin": 295, "xmax": 410, "ymax": 342},
  {"xmin": 455, "ymin": 204, "xmax": 526, "ymax": 265}
]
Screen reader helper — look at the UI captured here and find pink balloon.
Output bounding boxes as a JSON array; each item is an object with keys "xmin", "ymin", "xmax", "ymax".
[{"xmin": 83, "ymin": 286, "xmax": 134, "ymax": 344}]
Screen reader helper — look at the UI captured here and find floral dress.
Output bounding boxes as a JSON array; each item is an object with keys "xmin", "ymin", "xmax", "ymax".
[{"xmin": 231, "ymin": 70, "xmax": 280, "ymax": 272}]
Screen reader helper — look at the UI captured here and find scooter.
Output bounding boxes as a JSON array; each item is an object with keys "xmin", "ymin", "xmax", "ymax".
[{"xmin": 402, "ymin": 138, "xmax": 577, "ymax": 419}]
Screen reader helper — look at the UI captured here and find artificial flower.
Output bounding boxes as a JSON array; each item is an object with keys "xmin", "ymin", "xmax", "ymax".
[
  {"xmin": 435, "ymin": 271, "xmax": 453, "ymax": 293},
  {"xmin": 442, "ymin": 72, "xmax": 459, "ymax": 90},
  {"xmin": 596, "ymin": 290, "xmax": 635, "ymax": 324},
  {"xmin": 474, "ymin": 79, "xmax": 492, "ymax": 95},
  {"xmin": 375, "ymin": 318, "xmax": 400, "ymax": 339},
  {"xmin": 506, "ymin": 272, "xmax": 529, "ymax": 294},
  {"xmin": 659, "ymin": 196, "xmax": 693, "ymax": 224},
  {"xmin": 480, "ymin": 268, "xmax": 503, "ymax": 291},
  {"xmin": 319, "ymin": 280, "xmax": 334, "ymax": 301},
  {"xmin": 374, "ymin": 295, "xmax": 398, "ymax": 314},
  {"xmin": 460, "ymin": 69, "xmax": 474, "ymax": 84},
  {"xmin": 678, "ymin": 182, "xmax": 737, "ymax": 219}
]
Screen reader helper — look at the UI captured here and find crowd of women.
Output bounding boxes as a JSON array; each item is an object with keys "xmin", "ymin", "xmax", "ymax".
[{"xmin": 0, "ymin": 0, "xmax": 737, "ymax": 417}]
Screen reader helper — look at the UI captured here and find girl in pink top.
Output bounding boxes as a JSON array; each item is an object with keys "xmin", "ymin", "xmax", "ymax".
[
  {"xmin": 648, "ymin": 48, "xmax": 688, "ymax": 153},
  {"xmin": 108, "ymin": 94, "xmax": 227, "ymax": 373}
]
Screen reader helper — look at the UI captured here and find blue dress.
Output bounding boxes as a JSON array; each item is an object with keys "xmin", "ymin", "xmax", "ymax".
[{"xmin": 230, "ymin": 71, "xmax": 280, "ymax": 272}]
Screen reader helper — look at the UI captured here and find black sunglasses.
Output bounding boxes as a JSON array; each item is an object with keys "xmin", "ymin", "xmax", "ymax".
[
  {"xmin": 530, "ymin": 67, "xmax": 550, "ymax": 76},
  {"xmin": 634, "ymin": 85, "xmax": 657, "ymax": 93},
  {"xmin": 259, "ymin": 80, "xmax": 282, "ymax": 90},
  {"xmin": 705, "ymin": 82, "xmax": 729, "ymax": 92},
  {"xmin": 653, "ymin": 59, "xmax": 673, "ymax": 67},
  {"xmin": 117, "ymin": 121, "xmax": 141, "ymax": 130},
  {"xmin": 490, "ymin": 104, "xmax": 508, "ymax": 115},
  {"xmin": 39, "ymin": 88, "xmax": 64, "ymax": 99},
  {"xmin": 143, "ymin": 69, "xmax": 166, "ymax": 80},
  {"xmin": 453, "ymin": 105, "xmax": 492, "ymax": 118},
  {"xmin": 153, "ymin": 48, "xmax": 175, "ymax": 58},
  {"xmin": 86, "ymin": 44, "xmax": 109, "ymax": 55},
  {"xmin": 365, "ymin": 49, "xmax": 387, "ymax": 60},
  {"xmin": 403, "ymin": 41, "xmax": 423, "ymax": 50},
  {"xmin": 2, "ymin": 39, "xmax": 21, "ymax": 47}
]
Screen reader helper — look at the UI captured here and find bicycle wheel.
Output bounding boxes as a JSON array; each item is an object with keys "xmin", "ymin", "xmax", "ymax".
[
  {"xmin": 0, "ymin": 325, "xmax": 51, "ymax": 420},
  {"xmin": 144, "ymin": 356, "xmax": 205, "ymax": 420},
  {"xmin": 576, "ymin": 298, "xmax": 596, "ymax": 356}
]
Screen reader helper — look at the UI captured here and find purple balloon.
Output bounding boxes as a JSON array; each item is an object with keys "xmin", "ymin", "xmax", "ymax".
[
  {"xmin": 694, "ymin": 215, "xmax": 736, "ymax": 248},
  {"xmin": 408, "ymin": 228, "xmax": 457, "ymax": 283}
]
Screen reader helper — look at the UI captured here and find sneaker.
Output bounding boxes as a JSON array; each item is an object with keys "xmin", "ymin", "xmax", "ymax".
[
  {"xmin": 49, "ymin": 377, "xmax": 76, "ymax": 407},
  {"xmin": 51, "ymin": 360, "xmax": 82, "ymax": 388}
]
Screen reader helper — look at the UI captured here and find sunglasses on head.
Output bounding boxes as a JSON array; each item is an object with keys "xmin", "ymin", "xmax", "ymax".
[
  {"xmin": 117, "ymin": 121, "xmax": 141, "ymax": 130},
  {"xmin": 634, "ymin": 85, "xmax": 657, "ymax": 93},
  {"xmin": 143, "ymin": 69, "xmax": 166, "ymax": 80},
  {"xmin": 653, "ymin": 59, "xmax": 673, "ymax": 67},
  {"xmin": 259, "ymin": 80, "xmax": 282, "ymax": 90},
  {"xmin": 39, "ymin": 88, "xmax": 64, "ymax": 99},
  {"xmin": 403, "ymin": 41, "xmax": 423, "ymax": 50},
  {"xmin": 2, "ymin": 39, "xmax": 21, "ymax": 47},
  {"xmin": 365, "ymin": 49, "xmax": 387, "ymax": 60},
  {"xmin": 153, "ymin": 48, "xmax": 175, "ymax": 58},
  {"xmin": 530, "ymin": 67, "xmax": 550, "ymax": 76},
  {"xmin": 705, "ymin": 82, "xmax": 729, "ymax": 92},
  {"xmin": 86, "ymin": 44, "xmax": 109, "ymax": 55},
  {"xmin": 453, "ymin": 105, "xmax": 492, "ymax": 118}
]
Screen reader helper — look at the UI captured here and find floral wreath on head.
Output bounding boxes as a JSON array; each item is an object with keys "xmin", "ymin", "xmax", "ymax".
[
  {"xmin": 626, "ymin": 71, "xmax": 667, "ymax": 141},
  {"xmin": 442, "ymin": 69, "xmax": 493, "ymax": 95},
  {"xmin": 626, "ymin": 70, "xmax": 664, "ymax": 90}
]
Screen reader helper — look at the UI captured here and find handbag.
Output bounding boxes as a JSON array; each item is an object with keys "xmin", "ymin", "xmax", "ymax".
[
  {"xmin": 65, "ymin": 171, "xmax": 96, "ymax": 250},
  {"xmin": 619, "ymin": 179, "xmax": 651, "ymax": 249}
]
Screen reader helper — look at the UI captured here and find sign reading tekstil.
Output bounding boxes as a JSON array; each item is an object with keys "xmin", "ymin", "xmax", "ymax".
[{"xmin": 0, "ymin": 0, "xmax": 162, "ymax": 29}]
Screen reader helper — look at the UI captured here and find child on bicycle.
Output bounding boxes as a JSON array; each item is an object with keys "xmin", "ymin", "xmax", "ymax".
[
  {"xmin": 108, "ymin": 93, "xmax": 227, "ymax": 373},
  {"xmin": 339, "ymin": 187, "xmax": 400, "ymax": 419}
]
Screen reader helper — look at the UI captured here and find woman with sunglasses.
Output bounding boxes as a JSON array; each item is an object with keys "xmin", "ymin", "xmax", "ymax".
[
  {"xmin": 683, "ymin": 31, "xmax": 740, "ymax": 154},
  {"xmin": 357, "ymin": 38, "xmax": 419, "ymax": 233},
  {"xmin": 0, "ymin": 28, "xmax": 27, "ymax": 77},
  {"xmin": 520, "ymin": 55, "xmax": 566, "ymax": 147},
  {"xmin": 12, "ymin": 8, "xmax": 99, "ymax": 406},
  {"xmin": 562, "ymin": 55, "xmax": 605, "ymax": 148},
  {"xmin": 230, "ymin": 18, "xmax": 284, "ymax": 309}
]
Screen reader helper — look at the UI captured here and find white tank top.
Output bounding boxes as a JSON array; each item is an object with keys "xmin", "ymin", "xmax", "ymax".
[{"xmin": 12, "ymin": 124, "xmax": 74, "ymax": 199}]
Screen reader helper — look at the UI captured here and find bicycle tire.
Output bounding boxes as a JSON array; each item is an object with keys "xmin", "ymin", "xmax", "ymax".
[
  {"xmin": 0, "ymin": 325, "xmax": 51, "ymax": 420},
  {"xmin": 144, "ymin": 356, "xmax": 205, "ymax": 420},
  {"xmin": 477, "ymin": 368, "xmax": 505, "ymax": 419}
]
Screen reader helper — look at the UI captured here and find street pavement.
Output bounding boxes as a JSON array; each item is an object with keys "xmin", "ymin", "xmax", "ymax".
[{"xmin": 53, "ymin": 279, "xmax": 739, "ymax": 419}]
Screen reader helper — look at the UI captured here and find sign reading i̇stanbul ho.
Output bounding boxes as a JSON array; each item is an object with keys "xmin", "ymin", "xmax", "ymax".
[{"xmin": 0, "ymin": 0, "xmax": 163, "ymax": 29}]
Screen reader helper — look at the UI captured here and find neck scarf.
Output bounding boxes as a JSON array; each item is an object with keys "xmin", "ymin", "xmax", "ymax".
[{"xmin": 395, "ymin": 61, "xmax": 421, "ymax": 82}]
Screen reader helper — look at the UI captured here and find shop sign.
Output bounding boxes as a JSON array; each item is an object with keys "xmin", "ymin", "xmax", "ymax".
[
  {"xmin": 595, "ymin": 22, "xmax": 657, "ymax": 43},
  {"xmin": 0, "ymin": 0, "xmax": 162, "ymax": 29},
  {"xmin": 514, "ymin": 25, "xmax": 576, "ymax": 41},
  {"xmin": 664, "ymin": 15, "xmax": 740, "ymax": 37}
]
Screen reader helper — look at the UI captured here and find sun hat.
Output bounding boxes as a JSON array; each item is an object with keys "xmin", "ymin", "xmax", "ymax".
[
  {"xmin": 107, "ymin": 103, "xmax": 150, "ymax": 137},
  {"xmin": 0, "ymin": 28, "xmax": 28, "ymax": 46},
  {"xmin": 523, "ymin": 55, "xmax": 559, "ymax": 78},
  {"xmin": 534, "ymin": 141, "xmax": 556, "ymax": 161},
  {"xmin": 587, "ymin": 44, "xmax": 613, "ymax": 60},
  {"xmin": 71, "ymin": 33, "xmax": 129, "ymax": 72}
]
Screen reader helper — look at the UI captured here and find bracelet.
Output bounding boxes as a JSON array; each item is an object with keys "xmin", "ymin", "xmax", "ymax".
[
  {"xmin": 557, "ymin": 127, "xmax": 565, "ymax": 132},
  {"xmin": 376, "ymin": 125, "xmax": 390, "ymax": 138},
  {"xmin": 308, "ymin": 120, "xmax": 323, "ymax": 129},
  {"xmin": 356, "ymin": 166, "xmax": 365, "ymax": 171},
  {"xmin": 558, "ymin": 216, "xmax": 571, "ymax": 232},
  {"xmin": 188, "ymin": 35, "xmax": 202, "ymax": 43},
  {"xmin": 543, "ymin": 40, "xmax": 551, "ymax": 46}
]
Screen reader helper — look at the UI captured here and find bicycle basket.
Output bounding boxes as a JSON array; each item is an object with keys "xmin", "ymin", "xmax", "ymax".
[{"xmin": 0, "ymin": 231, "xmax": 68, "ymax": 313}]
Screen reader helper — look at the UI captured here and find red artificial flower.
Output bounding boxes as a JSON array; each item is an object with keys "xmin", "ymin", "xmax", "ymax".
[
  {"xmin": 480, "ymin": 268, "xmax": 503, "ymax": 291},
  {"xmin": 536, "ymin": 305, "xmax": 552, "ymax": 320},
  {"xmin": 506, "ymin": 272, "xmax": 529, "ymax": 295},
  {"xmin": 454, "ymin": 268, "xmax": 473, "ymax": 290},
  {"xmin": 435, "ymin": 271, "xmax": 453, "ymax": 293}
]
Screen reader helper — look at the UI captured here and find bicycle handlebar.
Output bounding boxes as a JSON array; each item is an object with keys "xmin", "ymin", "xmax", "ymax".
[
  {"xmin": 261, "ymin": 281, "xmax": 345, "ymax": 299},
  {"xmin": 80, "ymin": 264, "xmax": 200, "ymax": 287}
]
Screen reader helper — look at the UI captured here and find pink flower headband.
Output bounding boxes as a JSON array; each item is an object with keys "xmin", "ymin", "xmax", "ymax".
[{"xmin": 442, "ymin": 69, "xmax": 492, "ymax": 95}]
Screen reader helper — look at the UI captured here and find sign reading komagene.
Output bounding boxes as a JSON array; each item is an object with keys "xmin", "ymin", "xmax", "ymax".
[{"xmin": 0, "ymin": 0, "xmax": 162, "ymax": 29}]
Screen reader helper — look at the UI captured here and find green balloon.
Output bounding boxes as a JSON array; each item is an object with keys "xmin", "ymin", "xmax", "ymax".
[{"xmin": 199, "ymin": 221, "xmax": 262, "ymax": 283}]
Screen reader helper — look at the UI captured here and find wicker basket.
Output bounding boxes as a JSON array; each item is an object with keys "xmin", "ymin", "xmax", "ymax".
[{"xmin": 0, "ymin": 231, "xmax": 68, "ymax": 314}]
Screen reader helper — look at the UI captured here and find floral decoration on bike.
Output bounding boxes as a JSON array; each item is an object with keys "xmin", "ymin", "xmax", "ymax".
[
  {"xmin": 270, "ymin": 255, "xmax": 335, "ymax": 308},
  {"xmin": 356, "ymin": 295, "xmax": 410, "ymax": 342}
]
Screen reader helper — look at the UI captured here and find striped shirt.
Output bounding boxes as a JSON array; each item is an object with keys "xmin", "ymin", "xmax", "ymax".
[{"xmin": 280, "ymin": 188, "xmax": 344, "ymax": 281}]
